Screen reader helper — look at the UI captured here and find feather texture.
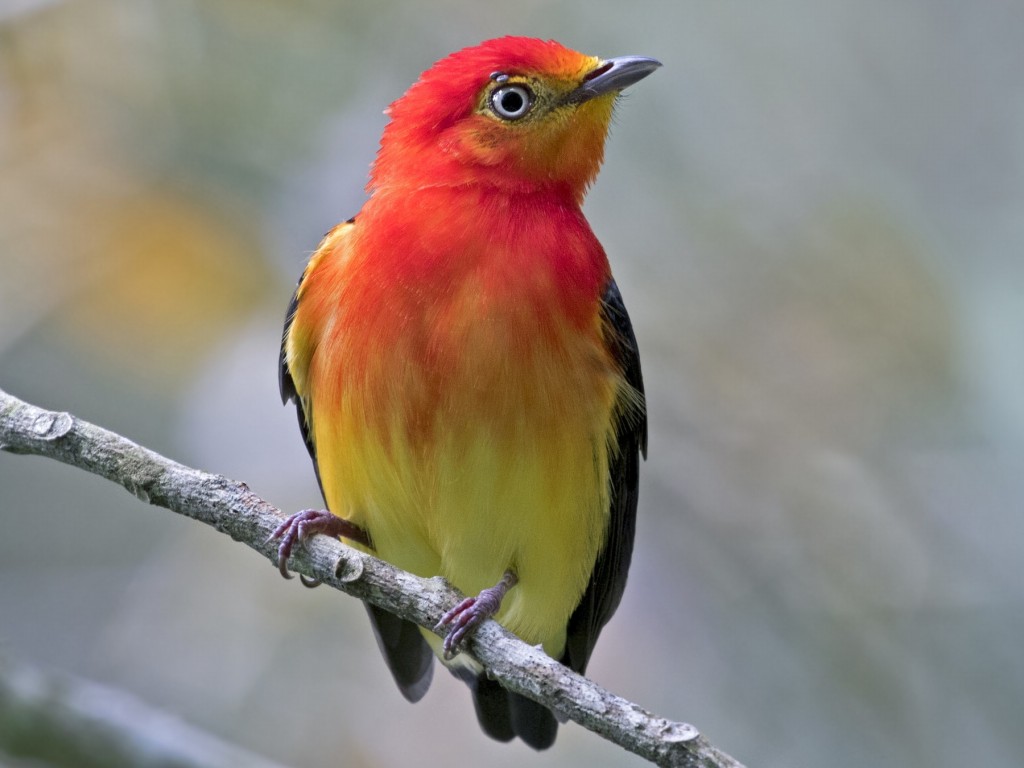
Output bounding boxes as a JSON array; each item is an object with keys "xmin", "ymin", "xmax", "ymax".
[{"xmin": 279, "ymin": 36, "xmax": 652, "ymax": 749}]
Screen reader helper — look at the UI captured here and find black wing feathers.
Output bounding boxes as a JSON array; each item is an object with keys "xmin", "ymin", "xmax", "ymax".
[
  {"xmin": 279, "ymin": 287, "xmax": 300, "ymax": 406},
  {"xmin": 365, "ymin": 603, "xmax": 434, "ymax": 702},
  {"xmin": 561, "ymin": 279, "xmax": 647, "ymax": 675},
  {"xmin": 279, "ymin": 279, "xmax": 324, "ymax": 495}
]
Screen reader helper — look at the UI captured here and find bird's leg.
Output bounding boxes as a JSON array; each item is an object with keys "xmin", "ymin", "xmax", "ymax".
[
  {"xmin": 436, "ymin": 570, "xmax": 518, "ymax": 659},
  {"xmin": 266, "ymin": 509, "xmax": 370, "ymax": 586}
]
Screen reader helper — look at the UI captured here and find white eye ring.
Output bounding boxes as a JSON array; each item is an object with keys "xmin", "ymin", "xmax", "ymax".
[{"xmin": 490, "ymin": 84, "xmax": 534, "ymax": 120}]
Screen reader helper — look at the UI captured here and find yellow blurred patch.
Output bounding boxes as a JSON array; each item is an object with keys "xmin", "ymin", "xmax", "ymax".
[{"xmin": 56, "ymin": 191, "xmax": 274, "ymax": 385}]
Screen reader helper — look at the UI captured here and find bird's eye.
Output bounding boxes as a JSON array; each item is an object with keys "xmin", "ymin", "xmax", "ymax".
[{"xmin": 489, "ymin": 84, "xmax": 534, "ymax": 120}]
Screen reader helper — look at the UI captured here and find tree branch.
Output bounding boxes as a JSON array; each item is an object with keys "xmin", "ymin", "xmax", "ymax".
[
  {"xmin": 0, "ymin": 656, "xmax": 289, "ymax": 768},
  {"xmin": 0, "ymin": 388, "xmax": 746, "ymax": 768}
]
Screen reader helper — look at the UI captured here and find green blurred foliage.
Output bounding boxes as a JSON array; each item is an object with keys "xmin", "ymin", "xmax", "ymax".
[{"xmin": 1, "ymin": 1, "xmax": 1022, "ymax": 767}]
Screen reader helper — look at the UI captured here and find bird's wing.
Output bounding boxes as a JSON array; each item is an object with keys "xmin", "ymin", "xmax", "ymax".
[
  {"xmin": 279, "ymin": 229, "xmax": 340, "ymax": 497},
  {"xmin": 561, "ymin": 279, "xmax": 647, "ymax": 675},
  {"xmin": 279, "ymin": 217, "xmax": 435, "ymax": 701},
  {"xmin": 279, "ymin": 271, "xmax": 320, "ymax": 491}
]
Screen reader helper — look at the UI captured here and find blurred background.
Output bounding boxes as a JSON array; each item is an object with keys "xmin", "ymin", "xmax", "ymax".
[{"xmin": 1, "ymin": 1, "xmax": 1022, "ymax": 766}]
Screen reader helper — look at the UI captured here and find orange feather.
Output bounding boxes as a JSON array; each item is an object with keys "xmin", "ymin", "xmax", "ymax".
[{"xmin": 278, "ymin": 36, "xmax": 657, "ymax": 749}]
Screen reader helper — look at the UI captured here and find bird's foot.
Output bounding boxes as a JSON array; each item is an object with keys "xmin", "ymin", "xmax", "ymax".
[
  {"xmin": 266, "ymin": 509, "xmax": 370, "ymax": 586},
  {"xmin": 435, "ymin": 570, "xmax": 518, "ymax": 659}
]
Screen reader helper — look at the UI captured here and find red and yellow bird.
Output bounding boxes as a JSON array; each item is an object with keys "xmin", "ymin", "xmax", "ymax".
[{"xmin": 273, "ymin": 37, "xmax": 656, "ymax": 749}]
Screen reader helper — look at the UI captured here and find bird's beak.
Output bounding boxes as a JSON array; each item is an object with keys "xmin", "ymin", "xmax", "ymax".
[{"xmin": 565, "ymin": 55, "xmax": 662, "ymax": 104}]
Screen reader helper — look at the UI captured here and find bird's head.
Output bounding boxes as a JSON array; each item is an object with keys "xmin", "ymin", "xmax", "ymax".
[{"xmin": 369, "ymin": 37, "xmax": 660, "ymax": 202}]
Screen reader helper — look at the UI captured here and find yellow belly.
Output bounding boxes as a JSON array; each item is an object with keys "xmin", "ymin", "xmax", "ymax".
[{"xmin": 309, "ymin": 307, "xmax": 619, "ymax": 658}]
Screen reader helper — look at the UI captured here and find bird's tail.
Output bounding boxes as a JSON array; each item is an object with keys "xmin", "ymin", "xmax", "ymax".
[
  {"xmin": 366, "ymin": 603, "xmax": 558, "ymax": 748},
  {"xmin": 453, "ymin": 668, "xmax": 558, "ymax": 750}
]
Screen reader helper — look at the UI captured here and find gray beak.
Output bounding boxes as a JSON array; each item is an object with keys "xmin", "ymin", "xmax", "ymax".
[{"xmin": 565, "ymin": 55, "xmax": 662, "ymax": 104}]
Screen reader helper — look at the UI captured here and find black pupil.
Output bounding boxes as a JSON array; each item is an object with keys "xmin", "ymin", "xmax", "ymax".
[{"xmin": 500, "ymin": 89, "xmax": 524, "ymax": 114}]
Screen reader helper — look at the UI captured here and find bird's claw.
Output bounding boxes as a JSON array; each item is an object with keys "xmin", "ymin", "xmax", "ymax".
[
  {"xmin": 266, "ymin": 509, "xmax": 368, "ymax": 582},
  {"xmin": 435, "ymin": 571, "xmax": 518, "ymax": 659},
  {"xmin": 436, "ymin": 597, "xmax": 485, "ymax": 658},
  {"xmin": 266, "ymin": 508, "xmax": 327, "ymax": 579}
]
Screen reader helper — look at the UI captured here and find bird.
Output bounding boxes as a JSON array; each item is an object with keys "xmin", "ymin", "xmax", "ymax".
[{"xmin": 272, "ymin": 36, "xmax": 655, "ymax": 750}]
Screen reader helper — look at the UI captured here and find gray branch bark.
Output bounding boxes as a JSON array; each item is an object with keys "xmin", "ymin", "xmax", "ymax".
[{"xmin": 0, "ymin": 387, "xmax": 746, "ymax": 768}]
